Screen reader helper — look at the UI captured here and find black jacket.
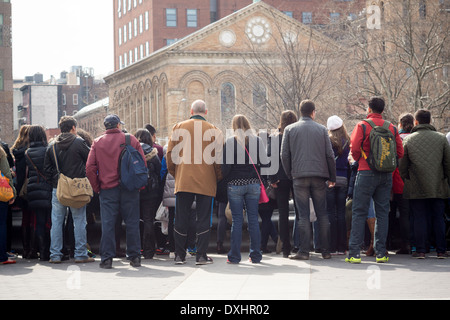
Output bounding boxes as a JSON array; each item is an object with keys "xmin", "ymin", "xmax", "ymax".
[
  {"xmin": 12, "ymin": 146, "xmax": 28, "ymax": 207},
  {"xmin": 26, "ymin": 142, "xmax": 52, "ymax": 209},
  {"xmin": 140, "ymin": 143, "xmax": 162, "ymax": 201},
  {"xmin": 221, "ymin": 135, "xmax": 269, "ymax": 183},
  {"xmin": 44, "ymin": 133, "xmax": 90, "ymax": 188}
]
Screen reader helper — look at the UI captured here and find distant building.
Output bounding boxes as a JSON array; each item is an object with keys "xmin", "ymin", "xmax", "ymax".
[
  {"xmin": 13, "ymin": 67, "xmax": 108, "ymax": 138},
  {"xmin": 0, "ymin": 0, "xmax": 13, "ymax": 145}
]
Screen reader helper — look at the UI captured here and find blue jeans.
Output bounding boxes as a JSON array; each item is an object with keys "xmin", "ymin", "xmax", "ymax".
[
  {"xmin": 50, "ymin": 189, "xmax": 89, "ymax": 261},
  {"xmin": 292, "ymin": 177, "xmax": 330, "ymax": 255},
  {"xmin": 349, "ymin": 171, "xmax": 392, "ymax": 258},
  {"xmin": 227, "ymin": 183, "xmax": 262, "ymax": 263},
  {"xmin": 99, "ymin": 186, "xmax": 141, "ymax": 262},
  {"xmin": 326, "ymin": 185, "xmax": 347, "ymax": 253}
]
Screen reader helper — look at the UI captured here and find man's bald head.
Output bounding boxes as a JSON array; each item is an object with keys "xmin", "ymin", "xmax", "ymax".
[{"xmin": 191, "ymin": 99, "xmax": 207, "ymax": 115}]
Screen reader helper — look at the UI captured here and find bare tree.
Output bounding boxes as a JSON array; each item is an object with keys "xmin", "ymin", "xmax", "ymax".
[
  {"xmin": 328, "ymin": 0, "xmax": 449, "ymax": 128},
  {"xmin": 238, "ymin": 11, "xmax": 343, "ymax": 129}
]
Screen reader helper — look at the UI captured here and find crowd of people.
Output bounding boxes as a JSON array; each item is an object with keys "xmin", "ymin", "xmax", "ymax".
[{"xmin": 0, "ymin": 96, "xmax": 449, "ymax": 267}]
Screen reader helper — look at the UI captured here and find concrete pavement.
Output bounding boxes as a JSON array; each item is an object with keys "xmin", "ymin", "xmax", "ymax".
[{"xmin": 1, "ymin": 250, "xmax": 449, "ymax": 302}]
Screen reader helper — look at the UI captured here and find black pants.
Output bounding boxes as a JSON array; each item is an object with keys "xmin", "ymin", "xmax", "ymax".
[
  {"xmin": 140, "ymin": 196, "xmax": 160, "ymax": 258},
  {"xmin": 275, "ymin": 179, "xmax": 293, "ymax": 255},
  {"xmin": 174, "ymin": 192, "xmax": 213, "ymax": 260}
]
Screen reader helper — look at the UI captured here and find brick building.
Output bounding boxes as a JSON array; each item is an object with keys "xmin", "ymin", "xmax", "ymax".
[
  {"xmin": 113, "ymin": 0, "xmax": 365, "ymax": 72},
  {"xmin": 103, "ymin": 1, "xmax": 342, "ymax": 143},
  {"xmin": 0, "ymin": 0, "xmax": 14, "ymax": 145}
]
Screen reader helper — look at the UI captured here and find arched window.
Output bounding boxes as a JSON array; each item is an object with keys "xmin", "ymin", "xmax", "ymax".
[
  {"xmin": 221, "ymin": 82, "xmax": 235, "ymax": 126},
  {"xmin": 253, "ymin": 83, "xmax": 267, "ymax": 128}
]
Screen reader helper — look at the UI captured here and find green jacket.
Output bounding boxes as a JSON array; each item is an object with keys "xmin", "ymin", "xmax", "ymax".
[{"xmin": 399, "ymin": 124, "xmax": 450, "ymax": 199}]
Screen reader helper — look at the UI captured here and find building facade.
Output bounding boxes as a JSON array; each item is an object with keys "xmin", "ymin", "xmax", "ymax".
[
  {"xmin": 0, "ymin": 0, "xmax": 13, "ymax": 145},
  {"xmin": 113, "ymin": 0, "xmax": 365, "ymax": 72},
  {"xmin": 104, "ymin": 1, "xmax": 341, "ymax": 143}
]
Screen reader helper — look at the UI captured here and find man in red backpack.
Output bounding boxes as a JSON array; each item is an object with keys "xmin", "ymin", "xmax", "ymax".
[{"xmin": 346, "ymin": 97, "xmax": 403, "ymax": 264}]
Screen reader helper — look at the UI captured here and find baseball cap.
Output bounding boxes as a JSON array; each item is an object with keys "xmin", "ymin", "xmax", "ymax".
[{"xmin": 104, "ymin": 114, "xmax": 125, "ymax": 129}]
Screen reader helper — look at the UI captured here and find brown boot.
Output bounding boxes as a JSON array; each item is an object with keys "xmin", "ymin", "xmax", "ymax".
[{"xmin": 365, "ymin": 218, "xmax": 376, "ymax": 256}]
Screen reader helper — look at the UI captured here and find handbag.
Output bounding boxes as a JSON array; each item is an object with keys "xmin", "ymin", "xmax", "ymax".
[
  {"xmin": 19, "ymin": 165, "xmax": 28, "ymax": 200},
  {"xmin": 155, "ymin": 203, "xmax": 169, "ymax": 221},
  {"xmin": 265, "ymin": 182, "xmax": 276, "ymax": 200},
  {"xmin": 0, "ymin": 171, "xmax": 14, "ymax": 202},
  {"xmin": 52, "ymin": 144, "xmax": 93, "ymax": 209},
  {"xmin": 243, "ymin": 145, "xmax": 269, "ymax": 204}
]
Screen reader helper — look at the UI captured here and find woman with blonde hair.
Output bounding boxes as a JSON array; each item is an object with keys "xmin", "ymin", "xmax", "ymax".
[{"xmin": 221, "ymin": 114, "xmax": 268, "ymax": 264}]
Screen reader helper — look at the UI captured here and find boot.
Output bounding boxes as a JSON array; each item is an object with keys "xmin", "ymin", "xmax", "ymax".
[
  {"xmin": 21, "ymin": 226, "xmax": 30, "ymax": 259},
  {"xmin": 36, "ymin": 232, "xmax": 50, "ymax": 261},
  {"xmin": 28, "ymin": 226, "xmax": 39, "ymax": 259},
  {"xmin": 365, "ymin": 218, "xmax": 376, "ymax": 256},
  {"xmin": 217, "ymin": 242, "xmax": 226, "ymax": 254}
]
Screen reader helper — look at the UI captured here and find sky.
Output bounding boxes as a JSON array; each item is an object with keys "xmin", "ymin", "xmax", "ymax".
[{"xmin": 11, "ymin": 0, "xmax": 114, "ymax": 80}]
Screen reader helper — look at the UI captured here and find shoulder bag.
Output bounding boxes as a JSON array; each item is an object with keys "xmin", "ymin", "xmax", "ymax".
[
  {"xmin": 52, "ymin": 144, "xmax": 93, "ymax": 208},
  {"xmin": 243, "ymin": 145, "xmax": 269, "ymax": 204}
]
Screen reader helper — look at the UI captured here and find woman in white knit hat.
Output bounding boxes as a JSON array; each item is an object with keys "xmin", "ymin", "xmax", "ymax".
[{"xmin": 326, "ymin": 115, "xmax": 350, "ymax": 255}]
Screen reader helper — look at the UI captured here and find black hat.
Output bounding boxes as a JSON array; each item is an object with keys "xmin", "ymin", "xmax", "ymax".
[{"xmin": 104, "ymin": 114, "xmax": 124, "ymax": 129}]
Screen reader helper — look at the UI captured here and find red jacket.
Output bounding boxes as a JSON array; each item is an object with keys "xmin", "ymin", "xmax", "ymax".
[
  {"xmin": 350, "ymin": 113, "xmax": 404, "ymax": 172},
  {"xmin": 86, "ymin": 129, "xmax": 146, "ymax": 193}
]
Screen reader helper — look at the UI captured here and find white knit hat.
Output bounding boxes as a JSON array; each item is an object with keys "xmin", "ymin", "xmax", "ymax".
[{"xmin": 327, "ymin": 115, "xmax": 343, "ymax": 131}]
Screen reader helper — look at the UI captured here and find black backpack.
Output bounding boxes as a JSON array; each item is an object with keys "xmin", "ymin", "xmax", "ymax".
[{"xmin": 118, "ymin": 134, "xmax": 148, "ymax": 191}]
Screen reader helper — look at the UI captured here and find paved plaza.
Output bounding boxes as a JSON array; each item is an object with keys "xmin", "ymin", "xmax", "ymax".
[{"xmin": 1, "ymin": 250, "xmax": 449, "ymax": 302}]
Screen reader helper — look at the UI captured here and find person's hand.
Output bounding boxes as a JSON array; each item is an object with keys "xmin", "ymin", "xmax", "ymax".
[
  {"xmin": 327, "ymin": 181, "xmax": 336, "ymax": 188},
  {"xmin": 270, "ymin": 180, "xmax": 279, "ymax": 188},
  {"xmin": 8, "ymin": 198, "xmax": 15, "ymax": 205}
]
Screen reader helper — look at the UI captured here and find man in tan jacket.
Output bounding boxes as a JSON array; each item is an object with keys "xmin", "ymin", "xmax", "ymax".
[{"xmin": 166, "ymin": 100, "xmax": 223, "ymax": 265}]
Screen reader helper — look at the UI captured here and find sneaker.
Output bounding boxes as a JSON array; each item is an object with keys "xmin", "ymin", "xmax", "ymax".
[
  {"xmin": 345, "ymin": 256, "xmax": 361, "ymax": 264},
  {"xmin": 174, "ymin": 255, "xmax": 186, "ymax": 265},
  {"xmin": 7, "ymin": 252, "xmax": 18, "ymax": 258},
  {"xmin": 289, "ymin": 252, "xmax": 309, "ymax": 260},
  {"xmin": 412, "ymin": 252, "xmax": 425, "ymax": 259},
  {"xmin": 49, "ymin": 259, "xmax": 62, "ymax": 264},
  {"xmin": 437, "ymin": 252, "xmax": 449, "ymax": 259},
  {"xmin": 226, "ymin": 259, "xmax": 239, "ymax": 264},
  {"xmin": 376, "ymin": 256, "xmax": 389, "ymax": 263},
  {"xmin": 187, "ymin": 247, "xmax": 197, "ymax": 256},
  {"xmin": 75, "ymin": 257, "xmax": 95, "ymax": 263},
  {"xmin": 322, "ymin": 252, "xmax": 332, "ymax": 259},
  {"xmin": 130, "ymin": 257, "xmax": 141, "ymax": 267},
  {"xmin": 99, "ymin": 258, "xmax": 113, "ymax": 269},
  {"xmin": 196, "ymin": 255, "xmax": 213, "ymax": 265},
  {"xmin": 156, "ymin": 248, "xmax": 170, "ymax": 255},
  {"xmin": 248, "ymin": 257, "xmax": 261, "ymax": 264}
]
